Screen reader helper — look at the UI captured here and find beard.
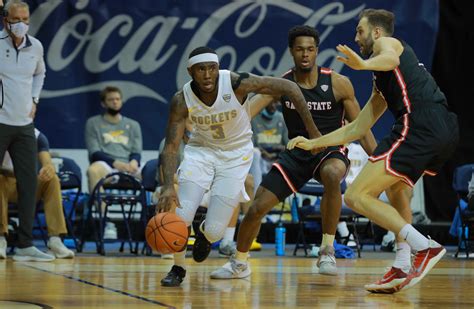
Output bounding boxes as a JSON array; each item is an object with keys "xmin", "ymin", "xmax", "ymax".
[{"xmin": 361, "ymin": 37, "xmax": 374, "ymax": 58}]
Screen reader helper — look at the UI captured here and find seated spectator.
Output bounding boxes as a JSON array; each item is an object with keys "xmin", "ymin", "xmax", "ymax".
[
  {"xmin": 0, "ymin": 128, "xmax": 74, "ymax": 260},
  {"xmin": 251, "ymin": 101, "xmax": 288, "ymax": 187},
  {"xmin": 85, "ymin": 86, "xmax": 143, "ymax": 239}
]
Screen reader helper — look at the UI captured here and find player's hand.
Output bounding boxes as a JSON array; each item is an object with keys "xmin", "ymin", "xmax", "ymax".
[
  {"xmin": 287, "ymin": 136, "xmax": 310, "ymax": 150},
  {"xmin": 156, "ymin": 186, "xmax": 180, "ymax": 213},
  {"xmin": 38, "ymin": 164, "xmax": 56, "ymax": 182},
  {"xmin": 287, "ymin": 136, "xmax": 324, "ymax": 153},
  {"xmin": 336, "ymin": 44, "xmax": 367, "ymax": 70}
]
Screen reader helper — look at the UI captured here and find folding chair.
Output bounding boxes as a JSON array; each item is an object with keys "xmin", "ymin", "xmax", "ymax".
[
  {"xmin": 82, "ymin": 172, "xmax": 147, "ymax": 255},
  {"xmin": 57, "ymin": 157, "xmax": 82, "ymax": 250},
  {"xmin": 292, "ymin": 179, "xmax": 366, "ymax": 258},
  {"xmin": 452, "ymin": 163, "xmax": 474, "ymax": 258}
]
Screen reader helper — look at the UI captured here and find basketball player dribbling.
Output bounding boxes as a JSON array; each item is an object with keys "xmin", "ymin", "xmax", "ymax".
[
  {"xmin": 211, "ymin": 25, "xmax": 377, "ymax": 279},
  {"xmin": 288, "ymin": 9, "xmax": 459, "ymax": 293},
  {"xmin": 156, "ymin": 46, "xmax": 321, "ymax": 287}
]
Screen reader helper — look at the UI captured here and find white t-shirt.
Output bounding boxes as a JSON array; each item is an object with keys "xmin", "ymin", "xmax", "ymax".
[{"xmin": 346, "ymin": 142, "xmax": 369, "ymax": 186}]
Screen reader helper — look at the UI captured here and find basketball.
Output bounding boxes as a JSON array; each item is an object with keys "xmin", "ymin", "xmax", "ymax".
[{"xmin": 145, "ymin": 212, "xmax": 188, "ymax": 254}]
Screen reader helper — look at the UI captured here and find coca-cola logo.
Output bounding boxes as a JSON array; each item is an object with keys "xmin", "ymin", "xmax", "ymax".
[{"xmin": 29, "ymin": 0, "xmax": 365, "ymax": 103}]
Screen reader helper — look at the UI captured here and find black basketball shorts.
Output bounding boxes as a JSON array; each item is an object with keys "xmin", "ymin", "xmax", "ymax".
[
  {"xmin": 369, "ymin": 104, "xmax": 459, "ymax": 186},
  {"xmin": 260, "ymin": 146, "xmax": 350, "ymax": 201}
]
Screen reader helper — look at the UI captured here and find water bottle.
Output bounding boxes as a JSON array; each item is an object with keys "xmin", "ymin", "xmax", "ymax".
[
  {"xmin": 275, "ymin": 222, "xmax": 286, "ymax": 256},
  {"xmin": 291, "ymin": 195, "xmax": 299, "ymax": 223}
]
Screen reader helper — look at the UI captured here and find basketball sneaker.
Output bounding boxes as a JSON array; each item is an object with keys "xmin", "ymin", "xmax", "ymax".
[
  {"xmin": 103, "ymin": 222, "xmax": 118, "ymax": 240},
  {"xmin": 365, "ymin": 267, "xmax": 408, "ymax": 293},
  {"xmin": 192, "ymin": 220, "xmax": 211, "ymax": 262},
  {"xmin": 396, "ymin": 239, "xmax": 446, "ymax": 292},
  {"xmin": 219, "ymin": 241, "xmax": 236, "ymax": 258},
  {"xmin": 161, "ymin": 265, "xmax": 186, "ymax": 287},
  {"xmin": 317, "ymin": 245, "xmax": 337, "ymax": 276},
  {"xmin": 210, "ymin": 255, "xmax": 251, "ymax": 279}
]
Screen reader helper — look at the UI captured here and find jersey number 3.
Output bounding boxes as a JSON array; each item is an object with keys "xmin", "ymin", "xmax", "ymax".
[{"xmin": 210, "ymin": 124, "xmax": 225, "ymax": 139}]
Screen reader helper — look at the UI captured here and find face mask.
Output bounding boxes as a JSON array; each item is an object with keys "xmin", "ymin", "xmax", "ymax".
[
  {"xmin": 262, "ymin": 108, "xmax": 275, "ymax": 120},
  {"xmin": 106, "ymin": 107, "xmax": 121, "ymax": 116},
  {"xmin": 8, "ymin": 21, "xmax": 29, "ymax": 38}
]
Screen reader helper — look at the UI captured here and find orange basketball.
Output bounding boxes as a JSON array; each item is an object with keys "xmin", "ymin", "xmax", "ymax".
[{"xmin": 146, "ymin": 212, "xmax": 188, "ymax": 254}]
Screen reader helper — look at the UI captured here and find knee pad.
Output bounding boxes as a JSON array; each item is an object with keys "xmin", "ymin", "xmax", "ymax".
[
  {"xmin": 202, "ymin": 195, "xmax": 239, "ymax": 243},
  {"xmin": 202, "ymin": 221, "xmax": 227, "ymax": 243},
  {"xmin": 175, "ymin": 199, "xmax": 198, "ymax": 226}
]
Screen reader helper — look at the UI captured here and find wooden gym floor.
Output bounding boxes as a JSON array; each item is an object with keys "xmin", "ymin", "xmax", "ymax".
[{"xmin": 1, "ymin": 247, "xmax": 474, "ymax": 308}]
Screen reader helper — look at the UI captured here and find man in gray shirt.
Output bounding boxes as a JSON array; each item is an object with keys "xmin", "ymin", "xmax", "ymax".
[
  {"xmin": 85, "ymin": 86, "xmax": 143, "ymax": 239},
  {"xmin": 0, "ymin": 0, "xmax": 54, "ymax": 261},
  {"xmin": 251, "ymin": 101, "xmax": 288, "ymax": 187}
]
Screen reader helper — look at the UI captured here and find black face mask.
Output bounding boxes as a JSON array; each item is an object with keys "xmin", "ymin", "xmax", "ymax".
[{"xmin": 106, "ymin": 107, "xmax": 121, "ymax": 116}]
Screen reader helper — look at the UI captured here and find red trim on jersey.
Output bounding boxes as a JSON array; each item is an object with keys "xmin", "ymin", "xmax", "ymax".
[
  {"xmin": 371, "ymin": 113, "xmax": 414, "ymax": 187},
  {"xmin": 273, "ymin": 163, "xmax": 297, "ymax": 193},
  {"xmin": 393, "ymin": 67, "xmax": 412, "ymax": 113},
  {"xmin": 424, "ymin": 170, "xmax": 437, "ymax": 176},
  {"xmin": 369, "ymin": 151, "xmax": 389, "ymax": 161},
  {"xmin": 320, "ymin": 68, "xmax": 332, "ymax": 75},
  {"xmin": 370, "ymin": 69, "xmax": 414, "ymax": 186},
  {"xmin": 281, "ymin": 69, "xmax": 293, "ymax": 78}
]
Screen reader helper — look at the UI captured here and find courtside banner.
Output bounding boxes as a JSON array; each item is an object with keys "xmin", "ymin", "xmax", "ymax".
[{"xmin": 28, "ymin": 0, "xmax": 439, "ymax": 149}]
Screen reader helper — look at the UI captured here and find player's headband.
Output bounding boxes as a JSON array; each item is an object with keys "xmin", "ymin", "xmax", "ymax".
[{"xmin": 187, "ymin": 53, "xmax": 219, "ymax": 68}]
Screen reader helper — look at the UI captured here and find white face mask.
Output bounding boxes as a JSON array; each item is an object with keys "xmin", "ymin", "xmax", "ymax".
[{"xmin": 8, "ymin": 21, "xmax": 29, "ymax": 38}]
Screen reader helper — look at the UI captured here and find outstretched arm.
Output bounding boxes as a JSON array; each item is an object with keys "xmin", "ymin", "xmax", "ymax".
[
  {"xmin": 336, "ymin": 37, "xmax": 402, "ymax": 72},
  {"xmin": 232, "ymin": 72, "xmax": 321, "ymax": 138},
  {"xmin": 288, "ymin": 86, "xmax": 386, "ymax": 151},
  {"xmin": 156, "ymin": 91, "xmax": 188, "ymax": 213},
  {"xmin": 335, "ymin": 73, "xmax": 378, "ymax": 155}
]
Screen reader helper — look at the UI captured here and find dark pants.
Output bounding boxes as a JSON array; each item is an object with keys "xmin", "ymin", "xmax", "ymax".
[{"xmin": 0, "ymin": 122, "xmax": 38, "ymax": 248}]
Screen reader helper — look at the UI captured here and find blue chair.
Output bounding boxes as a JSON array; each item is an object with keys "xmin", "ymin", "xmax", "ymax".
[
  {"xmin": 57, "ymin": 157, "xmax": 82, "ymax": 250},
  {"xmin": 452, "ymin": 164, "xmax": 474, "ymax": 258},
  {"xmin": 292, "ymin": 179, "xmax": 371, "ymax": 258},
  {"xmin": 141, "ymin": 158, "xmax": 159, "ymax": 193}
]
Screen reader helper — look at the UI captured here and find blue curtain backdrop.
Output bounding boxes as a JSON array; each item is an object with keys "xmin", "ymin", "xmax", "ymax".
[{"xmin": 26, "ymin": 0, "xmax": 439, "ymax": 149}]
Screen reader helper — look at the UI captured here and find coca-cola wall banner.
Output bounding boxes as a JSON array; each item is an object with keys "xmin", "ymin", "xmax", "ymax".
[{"xmin": 28, "ymin": 0, "xmax": 439, "ymax": 149}]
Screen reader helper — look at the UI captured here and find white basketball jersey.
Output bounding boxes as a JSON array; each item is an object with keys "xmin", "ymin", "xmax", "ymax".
[{"xmin": 183, "ymin": 70, "xmax": 253, "ymax": 151}]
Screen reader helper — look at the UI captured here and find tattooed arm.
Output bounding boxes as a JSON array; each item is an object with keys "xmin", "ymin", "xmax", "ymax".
[
  {"xmin": 156, "ymin": 90, "xmax": 188, "ymax": 213},
  {"xmin": 231, "ymin": 72, "xmax": 321, "ymax": 138}
]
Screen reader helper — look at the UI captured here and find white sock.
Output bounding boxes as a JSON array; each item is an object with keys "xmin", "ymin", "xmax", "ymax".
[
  {"xmin": 337, "ymin": 222, "xmax": 350, "ymax": 238},
  {"xmin": 174, "ymin": 248, "xmax": 187, "ymax": 268},
  {"xmin": 321, "ymin": 233, "xmax": 335, "ymax": 248},
  {"xmin": 235, "ymin": 250, "xmax": 249, "ymax": 262},
  {"xmin": 398, "ymin": 224, "xmax": 429, "ymax": 251},
  {"xmin": 222, "ymin": 227, "xmax": 235, "ymax": 244},
  {"xmin": 392, "ymin": 242, "xmax": 411, "ymax": 272}
]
